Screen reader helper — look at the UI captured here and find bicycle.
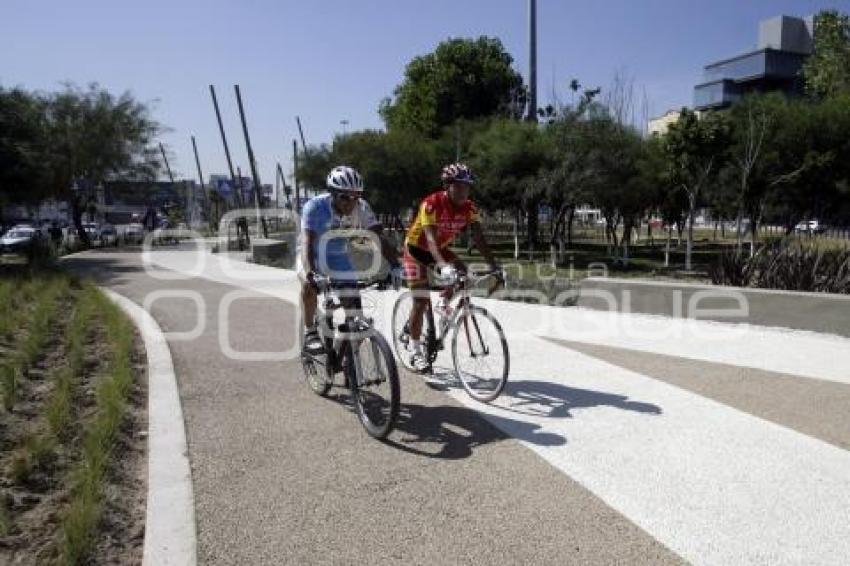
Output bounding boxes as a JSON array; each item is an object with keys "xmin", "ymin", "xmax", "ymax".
[
  {"xmin": 300, "ymin": 274, "xmax": 400, "ymax": 439},
  {"xmin": 391, "ymin": 268, "xmax": 510, "ymax": 403}
]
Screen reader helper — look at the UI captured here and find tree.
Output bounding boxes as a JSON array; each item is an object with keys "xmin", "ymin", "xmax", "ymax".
[
  {"xmin": 727, "ymin": 94, "xmax": 777, "ymax": 253},
  {"xmin": 663, "ymin": 108, "xmax": 730, "ymax": 270},
  {"xmin": 379, "ymin": 37, "xmax": 525, "ymax": 137},
  {"xmin": 468, "ymin": 119, "xmax": 550, "ymax": 258},
  {"xmin": 803, "ymin": 10, "xmax": 850, "ymax": 99},
  {"xmin": 332, "ymin": 129, "xmax": 438, "ymax": 224},
  {"xmin": 0, "ymin": 88, "xmax": 53, "ymax": 221},
  {"xmin": 295, "ymin": 130, "xmax": 439, "ymax": 227},
  {"xmin": 41, "ymin": 83, "xmax": 162, "ymax": 244}
]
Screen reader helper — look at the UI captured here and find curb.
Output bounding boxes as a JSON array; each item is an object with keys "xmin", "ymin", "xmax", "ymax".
[
  {"xmin": 584, "ymin": 276, "xmax": 850, "ymax": 300},
  {"xmin": 102, "ymin": 288, "xmax": 197, "ymax": 566}
]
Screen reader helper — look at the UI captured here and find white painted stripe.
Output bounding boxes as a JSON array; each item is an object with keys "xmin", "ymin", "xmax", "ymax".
[
  {"xmin": 422, "ymin": 335, "xmax": 850, "ymax": 566},
  {"xmin": 103, "ymin": 289, "xmax": 197, "ymax": 566}
]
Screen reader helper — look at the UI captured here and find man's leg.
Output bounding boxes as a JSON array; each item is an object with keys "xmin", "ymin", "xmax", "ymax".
[
  {"xmin": 408, "ymin": 295, "xmax": 430, "ymax": 340},
  {"xmin": 301, "ymin": 281, "xmax": 317, "ymax": 330}
]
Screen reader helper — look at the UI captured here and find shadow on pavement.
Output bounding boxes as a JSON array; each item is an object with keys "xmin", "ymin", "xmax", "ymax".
[
  {"xmin": 323, "ymin": 388, "xmax": 565, "ymax": 459},
  {"xmin": 500, "ymin": 379, "xmax": 662, "ymax": 419},
  {"xmin": 60, "ymin": 252, "xmax": 148, "ymax": 287}
]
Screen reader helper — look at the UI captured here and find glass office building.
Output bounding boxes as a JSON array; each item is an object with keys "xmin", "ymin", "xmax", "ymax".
[{"xmin": 694, "ymin": 15, "xmax": 813, "ymax": 110}]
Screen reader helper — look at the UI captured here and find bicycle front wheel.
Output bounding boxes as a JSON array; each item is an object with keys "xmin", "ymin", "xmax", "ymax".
[
  {"xmin": 451, "ymin": 305, "xmax": 509, "ymax": 402},
  {"xmin": 391, "ymin": 291, "xmax": 436, "ymax": 371},
  {"xmin": 346, "ymin": 333, "xmax": 400, "ymax": 439}
]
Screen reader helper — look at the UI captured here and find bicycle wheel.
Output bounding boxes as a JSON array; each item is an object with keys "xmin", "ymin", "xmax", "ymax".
[
  {"xmin": 301, "ymin": 352, "xmax": 331, "ymax": 396},
  {"xmin": 345, "ymin": 333, "xmax": 400, "ymax": 439},
  {"xmin": 451, "ymin": 305, "xmax": 509, "ymax": 402},
  {"xmin": 391, "ymin": 291, "xmax": 437, "ymax": 371}
]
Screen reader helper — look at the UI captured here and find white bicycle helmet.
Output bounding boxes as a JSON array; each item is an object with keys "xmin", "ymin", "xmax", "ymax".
[{"xmin": 326, "ymin": 165, "xmax": 364, "ymax": 192}]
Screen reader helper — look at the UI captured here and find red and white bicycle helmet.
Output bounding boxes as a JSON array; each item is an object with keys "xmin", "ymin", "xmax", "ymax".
[{"xmin": 441, "ymin": 162, "xmax": 475, "ymax": 185}]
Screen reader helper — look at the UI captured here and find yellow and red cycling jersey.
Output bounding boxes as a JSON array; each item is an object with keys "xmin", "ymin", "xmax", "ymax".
[{"xmin": 405, "ymin": 190, "xmax": 480, "ymax": 250}]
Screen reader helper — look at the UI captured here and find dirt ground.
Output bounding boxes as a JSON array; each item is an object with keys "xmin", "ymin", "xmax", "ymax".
[{"xmin": 0, "ymin": 283, "xmax": 147, "ymax": 565}]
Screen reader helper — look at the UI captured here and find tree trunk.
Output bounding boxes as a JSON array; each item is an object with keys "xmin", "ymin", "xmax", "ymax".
[
  {"xmin": 70, "ymin": 195, "xmax": 90, "ymax": 248},
  {"xmin": 566, "ymin": 208, "xmax": 576, "ymax": 248},
  {"xmin": 526, "ymin": 201, "xmax": 539, "ymax": 250},
  {"xmin": 686, "ymin": 199, "xmax": 695, "ymax": 271},
  {"xmin": 513, "ymin": 211, "xmax": 519, "ymax": 260},
  {"xmin": 735, "ymin": 205, "xmax": 744, "ymax": 253},
  {"xmin": 665, "ymin": 225, "xmax": 672, "ymax": 267}
]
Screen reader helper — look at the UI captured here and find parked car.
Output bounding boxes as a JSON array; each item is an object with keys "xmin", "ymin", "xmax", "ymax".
[
  {"xmin": 124, "ymin": 223, "xmax": 145, "ymax": 244},
  {"xmin": 794, "ymin": 220, "xmax": 825, "ymax": 234},
  {"xmin": 0, "ymin": 226, "xmax": 45, "ymax": 254},
  {"xmin": 98, "ymin": 224, "xmax": 118, "ymax": 247}
]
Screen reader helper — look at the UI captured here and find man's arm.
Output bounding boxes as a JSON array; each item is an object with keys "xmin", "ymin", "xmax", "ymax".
[
  {"xmin": 369, "ymin": 225, "xmax": 400, "ymax": 267},
  {"xmin": 303, "ymin": 229, "xmax": 318, "ymax": 274},
  {"xmin": 470, "ymin": 221, "xmax": 499, "ymax": 269},
  {"xmin": 422, "ymin": 225, "xmax": 449, "ymax": 267}
]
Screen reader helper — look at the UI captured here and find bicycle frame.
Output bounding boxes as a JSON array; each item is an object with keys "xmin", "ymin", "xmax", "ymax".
[
  {"xmin": 304, "ymin": 283, "xmax": 382, "ymax": 383},
  {"xmin": 425, "ymin": 271, "xmax": 501, "ymax": 356}
]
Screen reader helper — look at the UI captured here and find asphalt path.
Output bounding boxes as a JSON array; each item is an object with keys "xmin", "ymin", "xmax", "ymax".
[
  {"xmin": 62, "ymin": 247, "xmax": 850, "ymax": 565},
  {"xmin": 63, "ymin": 249, "xmax": 680, "ymax": 565}
]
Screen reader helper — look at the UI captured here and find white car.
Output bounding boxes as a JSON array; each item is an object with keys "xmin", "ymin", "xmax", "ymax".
[
  {"xmin": 124, "ymin": 223, "xmax": 144, "ymax": 244},
  {"xmin": 0, "ymin": 227, "xmax": 44, "ymax": 254},
  {"xmin": 795, "ymin": 220, "xmax": 825, "ymax": 234}
]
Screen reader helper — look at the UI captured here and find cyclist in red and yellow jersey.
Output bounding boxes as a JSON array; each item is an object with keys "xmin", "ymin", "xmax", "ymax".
[{"xmin": 402, "ymin": 162, "xmax": 500, "ymax": 371}]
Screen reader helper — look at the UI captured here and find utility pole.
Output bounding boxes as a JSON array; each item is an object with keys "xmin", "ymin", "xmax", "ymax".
[
  {"xmin": 277, "ymin": 162, "xmax": 291, "ymax": 209},
  {"xmin": 191, "ymin": 135, "xmax": 207, "ymax": 229},
  {"xmin": 159, "ymin": 143, "xmax": 175, "ymax": 182},
  {"xmin": 527, "ymin": 0, "xmax": 538, "ymax": 123},
  {"xmin": 210, "ymin": 84, "xmax": 249, "ymax": 247},
  {"xmin": 234, "ymin": 84, "xmax": 268, "ymax": 238},
  {"xmin": 293, "ymin": 139, "xmax": 301, "ymax": 212},
  {"xmin": 295, "ymin": 116, "xmax": 310, "ymax": 198}
]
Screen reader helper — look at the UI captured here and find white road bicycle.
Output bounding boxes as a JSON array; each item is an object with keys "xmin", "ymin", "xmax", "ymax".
[{"xmin": 391, "ymin": 269, "xmax": 509, "ymax": 402}]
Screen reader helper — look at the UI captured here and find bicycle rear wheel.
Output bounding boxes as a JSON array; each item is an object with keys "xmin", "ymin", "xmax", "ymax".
[
  {"xmin": 345, "ymin": 333, "xmax": 400, "ymax": 439},
  {"xmin": 451, "ymin": 305, "xmax": 509, "ymax": 402}
]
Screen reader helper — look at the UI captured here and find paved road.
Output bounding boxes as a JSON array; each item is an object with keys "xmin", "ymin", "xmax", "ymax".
[{"xmin": 63, "ymin": 247, "xmax": 850, "ymax": 565}]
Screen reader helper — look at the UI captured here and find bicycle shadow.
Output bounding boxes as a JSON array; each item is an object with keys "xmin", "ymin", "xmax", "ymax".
[
  {"xmin": 420, "ymin": 367, "xmax": 661, "ymax": 421},
  {"xmin": 384, "ymin": 401, "xmax": 566, "ymax": 459},
  {"xmin": 325, "ymin": 388, "xmax": 565, "ymax": 460},
  {"xmin": 499, "ymin": 379, "xmax": 663, "ymax": 419}
]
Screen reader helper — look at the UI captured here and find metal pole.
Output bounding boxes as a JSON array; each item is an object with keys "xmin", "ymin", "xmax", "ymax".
[
  {"xmin": 209, "ymin": 85, "xmax": 243, "ymax": 209},
  {"xmin": 159, "ymin": 142, "xmax": 175, "ymax": 182},
  {"xmin": 296, "ymin": 116, "xmax": 308, "ymax": 154},
  {"xmin": 527, "ymin": 0, "xmax": 538, "ymax": 123},
  {"xmin": 277, "ymin": 162, "xmax": 291, "ymax": 209},
  {"xmin": 191, "ymin": 135, "xmax": 207, "ymax": 229},
  {"xmin": 234, "ymin": 84, "xmax": 268, "ymax": 238},
  {"xmin": 293, "ymin": 139, "xmax": 301, "ymax": 213}
]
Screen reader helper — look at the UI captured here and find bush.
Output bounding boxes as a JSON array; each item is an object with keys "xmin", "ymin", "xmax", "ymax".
[{"xmin": 711, "ymin": 241, "xmax": 850, "ymax": 293}]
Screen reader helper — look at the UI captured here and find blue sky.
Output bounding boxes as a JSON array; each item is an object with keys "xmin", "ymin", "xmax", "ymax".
[{"xmin": 3, "ymin": 0, "xmax": 848, "ymax": 189}]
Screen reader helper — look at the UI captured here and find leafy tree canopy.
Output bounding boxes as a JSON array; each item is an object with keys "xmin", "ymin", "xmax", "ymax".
[
  {"xmin": 379, "ymin": 37, "xmax": 525, "ymax": 137},
  {"xmin": 803, "ymin": 10, "xmax": 850, "ymax": 99}
]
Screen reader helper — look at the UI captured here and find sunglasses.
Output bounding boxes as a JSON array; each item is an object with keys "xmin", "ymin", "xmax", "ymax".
[{"xmin": 334, "ymin": 192, "xmax": 361, "ymax": 202}]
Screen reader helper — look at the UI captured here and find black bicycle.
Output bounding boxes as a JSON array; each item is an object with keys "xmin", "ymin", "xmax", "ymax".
[
  {"xmin": 300, "ymin": 275, "xmax": 400, "ymax": 439},
  {"xmin": 391, "ymin": 269, "xmax": 510, "ymax": 403}
]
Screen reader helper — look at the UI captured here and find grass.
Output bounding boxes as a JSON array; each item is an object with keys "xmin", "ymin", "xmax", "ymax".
[
  {"xmin": 46, "ymin": 289, "xmax": 95, "ymax": 439},
  {"xmin": 1, "ymin": 276, "xmax": 69, "ymax": 410},
  {"xmin": 60, "ymin": 287, "xmax": 135, "ymax": 565},
  {"xmin": 9, "ymin": 434, "xmax": 56, "ymax": 486}
]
